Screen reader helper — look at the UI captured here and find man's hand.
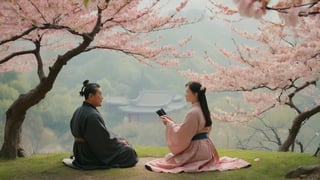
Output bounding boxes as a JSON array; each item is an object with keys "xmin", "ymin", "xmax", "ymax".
[{"xmin": 121, "ymin": 140, "xmax": 129, "ymax": 145}]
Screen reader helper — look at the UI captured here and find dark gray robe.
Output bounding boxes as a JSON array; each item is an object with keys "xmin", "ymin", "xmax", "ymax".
[{"xmin": 70, "ymin": 102, "xmax": 138, "ymax": 170}]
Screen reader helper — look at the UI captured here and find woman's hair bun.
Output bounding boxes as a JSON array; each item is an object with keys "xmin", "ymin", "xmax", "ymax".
[{"xmin": 200, "ymin": 86, "xmax": 206, "ymax": 93}]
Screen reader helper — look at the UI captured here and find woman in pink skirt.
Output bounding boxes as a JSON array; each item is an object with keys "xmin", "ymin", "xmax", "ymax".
[{"xmin": 145, "ymin": 81, "xmax": 251, "ymax": 173}]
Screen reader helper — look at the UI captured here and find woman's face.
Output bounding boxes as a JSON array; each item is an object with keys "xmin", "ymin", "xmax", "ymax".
[
  {"xmin": 185, "ymin": 86, "xmax": 198, "ymax": 103},
  {"xmin": 88, "ymin": 87, "xmax": 104, "ymax": 107}
]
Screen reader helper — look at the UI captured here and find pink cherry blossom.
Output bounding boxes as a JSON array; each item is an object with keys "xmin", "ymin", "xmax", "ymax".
[
  {"xmin": 0, "ymin": 0, "xmax": 191, "ymax": 72},
  {"xmin": 183, "ymin": 3, "xmax": 320, "ymax": 123},
  {"xmin": 233, "ymin": 0, "xmax": 269, "ymax": 18},
  {"xmin": 210, "ymin": 0, "xmax": 320, "ymax": 26}
]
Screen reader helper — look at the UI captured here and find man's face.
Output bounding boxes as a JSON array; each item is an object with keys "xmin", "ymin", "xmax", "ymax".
[{"xmin": 88, "ymin": 87, "xmax": 104, "ymax": 107}]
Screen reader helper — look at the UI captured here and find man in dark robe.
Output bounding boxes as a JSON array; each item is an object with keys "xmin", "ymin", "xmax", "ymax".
[{"xmin": 65, "ymin": 80, "xmax": 138, "ymax": 170}]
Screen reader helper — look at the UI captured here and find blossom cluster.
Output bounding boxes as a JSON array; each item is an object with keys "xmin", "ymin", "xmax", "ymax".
[
  {"xmin": 0, "ymin": 0, "xmax": 190, "ymax": 72},
  {"xmin": 182, "ymin": 1, "xmax": 320, "ymax": 122}
]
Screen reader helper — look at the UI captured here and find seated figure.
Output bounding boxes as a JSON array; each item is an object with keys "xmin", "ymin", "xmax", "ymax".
[
  {"xmin": 63, "ymin": 80, "xmax": 138, "ymax": 170},
  {"xmin": 145, "ymin": 81, "xmax": 251, "ymax": 173}
]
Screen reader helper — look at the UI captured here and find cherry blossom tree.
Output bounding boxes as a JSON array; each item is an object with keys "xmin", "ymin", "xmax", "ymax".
[
  {"xmin": 0, "ymin": 0, "xmax": 191, "ymax": 159},
  {"xmin": 182, "ymin": 0, "xmax": 320, "ymax": 152},
  {"xmin": 232, "ymin": 0, "xmax": 320, "ymax": 26}
]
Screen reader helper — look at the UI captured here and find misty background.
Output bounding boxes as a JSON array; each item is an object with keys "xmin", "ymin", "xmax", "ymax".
[{"xmin": 0, "ymin": 1, "xmax": 319, "ymax": 155}]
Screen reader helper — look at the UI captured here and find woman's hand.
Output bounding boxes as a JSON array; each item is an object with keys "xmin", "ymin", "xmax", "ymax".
[{"xmin": 160, "ymin": 115, "xmax": 174, "ymax": 125}]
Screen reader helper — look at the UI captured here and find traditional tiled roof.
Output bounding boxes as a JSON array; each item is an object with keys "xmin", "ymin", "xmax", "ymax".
[{"xmin": 105, "ymin": 90, "xmax": 186, "ymax": 114}]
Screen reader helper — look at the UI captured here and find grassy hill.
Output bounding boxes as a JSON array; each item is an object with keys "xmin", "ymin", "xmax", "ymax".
[{"xmin": 0, "ymin": 146, "xmax": 319, "ymax": 180}]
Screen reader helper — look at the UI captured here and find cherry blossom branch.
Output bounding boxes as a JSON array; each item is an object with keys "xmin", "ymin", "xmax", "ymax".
[
  {"xmin": 102, "ymin": 0, "xmax": 133, "ymax": 24},
  {"xmin": 0, "ymin": 6, "xmax": 102, "ymax": 68},
  {"xmin": 85, "ymin": 45, "xmax": 157, "ymax": 59},
  {"xmin": 0, "ymin": 49, "xmax": 35, "ymax": 65},
  {"xmin": 284, "ymin": 81, "xmax": 317, "ymax": 114},
  {"xmin": 232, "ymin": 39, "xmax": 255, "ymax": 68},
  {"xmin": 45, "ymin": 6, "xmax": 103, "ymax": 40},
  {"xmin": 33, "ymin": 37, "xmax": 45, "ymax": 80},
  {"xmin": 88, "ymin": 7, "xmax": 102, "ymax": 38},
  {"xmin": 0, "ymin": 26, "xmax": 37, "ymax": 45},
  {"xmin": 109, "ymin": 1, "xmax": 190, "ymax": 33},
  {"xmin": 47, "ymin": 7, "xmax": 103, "ymax": 80},
  {"xmin": 0, "ymin": 24, "xmax": 86, "ymax": 48},
  {"xmin": 266, "ymin": 1, "xmax": 320, "ymax": 17},
  {"xmin": 229, "ymin": 0, "xmax": 320, "ymax": 25},
  {"xmin": 311, "ymin": 51, "xmax": 320, "ymax": 59},
  {"xmin": 107, "ymin": 0, "xmax": 159, "ymax": 23},
  {"xmin": 38, "ymin": 24, "xmax": 84, "ymax": 37},
  {"xmin": 83, "ymin": 45, "xmax": 176, "ymax": 67},
  {"xmin": 267, "ymin": 1, "xmax": 318, "ymax": 11},
  {"xmin": 28, "ymin": 0, "xmax": 49, "ymax": 23}
]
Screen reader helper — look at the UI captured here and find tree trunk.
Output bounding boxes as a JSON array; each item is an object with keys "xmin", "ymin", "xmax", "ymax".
[
  {"xmin": 279, "ymin": 105, "xmax": 320, "ymax": 152},
  {"xmin": 0, "ymin": 89, "xmax": 47, "ymax": 159},
  {"xmin": 17, "ymin": 126, "xmax": 26, "ymax": 157},
  {"xmin": 0, "ymin": 113, "xmax": 25, "ymax": 158},
  {"xmin": 0, "ymin": 59, "xmax": 75, "ymax": 159},
  {"xmin": 1, "ymin": 117, "xmax": 27, "ymax": 158},
  {"xmin": 0, "ymin": 53, "xmax": 77, "ymax": 159}
]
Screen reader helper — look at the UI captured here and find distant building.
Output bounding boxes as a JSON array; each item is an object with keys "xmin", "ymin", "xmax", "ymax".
[{"xmin": 105, "ymin": 90, "xmax": 187, "ymax": 122}]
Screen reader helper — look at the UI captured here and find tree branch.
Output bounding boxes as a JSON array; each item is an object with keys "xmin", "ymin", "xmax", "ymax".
[
  {"xmin": 39, "ymin": 24, "xmax": 83, "ymax": 36},
  {"xmin": 33, "ymin": 37, "xmax": 45, "ymax": 80},
  {"xmin": 266, "ymin": 1, "xmax": 320, "ymax": 17},
  {"xmin": 295, "ymin": 140, "xmax": 304, "ymax": 153},
  {"xmin": 0, "ymin": 50, "xmax": 35, "ymax": 65},
  {"xmin": 105, "ymin": 0, "xmax": 194, "ymax": 33},
  {"xmin": 260, "ymin": 119, "xmax": 282, "ymax": 146},
  {"xmin": 48, "ymin": 5, "xmax": 103, "ymax": 75},
  {"xmin": 285, "ymin": 81, "xmax": 317, "ymax": 114},
  {"xmin": 102, "ymin": 0, "xmax": 139, "ymax": 25},
  {"xmin": 28, "ymin": 0, "xmax": 48, "ymax": 23},
  {"xmin": 0, "ymin": 26, "xmax": 37, "ymax": 46}
]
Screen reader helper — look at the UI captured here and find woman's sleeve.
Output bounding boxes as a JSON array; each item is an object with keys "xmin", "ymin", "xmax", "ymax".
[{"xmin": 165, "ymin": 111, "xmax": 199, "ymax": 155}]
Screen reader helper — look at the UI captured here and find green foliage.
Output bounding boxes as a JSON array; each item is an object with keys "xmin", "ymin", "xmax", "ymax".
[
  {"xmin": 0, "ymin": 84, "xmax": 19, "ymax": 100},
  {"xmin": 0, "ymin": 72, "xmax": 33, "ymax": 94},
  {"xmin": 0, "ymin": 72, "xmax": 34, "ymax": 116},
  {"xmin": 0, "ymin": 148, "xmax": 318, "ymax": 180}
]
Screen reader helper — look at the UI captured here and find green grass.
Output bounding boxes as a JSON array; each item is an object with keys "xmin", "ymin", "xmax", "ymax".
[{"xmin": 0, "ymin": 146, "xmax": 318, "ymax": 180}]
